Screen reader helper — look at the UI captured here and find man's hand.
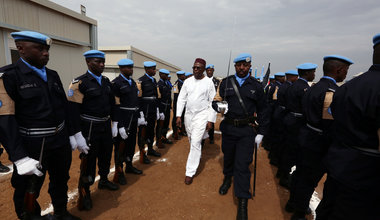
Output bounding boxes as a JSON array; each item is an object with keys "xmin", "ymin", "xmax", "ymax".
[
  {"xmin": 159, "ymin": 113, "xmax": 165, "ymax": 120},
  {"xmin": 74, "ymin": 132, "xmax": 89, "ymax": 154},
  {"xmin": 69, "ymin": 135, "xmax": 78, "ymax": 151},
  {"xmin": 255, "ymin": 134, "xmax": 264, "ymax": 149},
  {"xmin": 14, "ymin": 157, "xmax": 43, "ymax": 176},
  {"xmin": 111, "ymin": 121, "xmax": 118, "ymax": 138},
  {"xmin": 119, "ymin": 127, "xmax": 128, "ymax": 140},
  {"xmin": 206, "ymin": 122, "xmax": 213, "ymax": 131},
  {"xmin": 176, "ymin": 117, "xmax": 182, "ymax": 128}
]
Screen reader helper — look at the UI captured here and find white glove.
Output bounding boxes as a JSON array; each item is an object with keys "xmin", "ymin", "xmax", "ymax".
[
  {"xmin": 138, "ymin": 111, "xmax": 147, "ymax": 126},
  {"xmin": 111, "ymin": 121, "xmax": 118, "ymax": 138},
  {"xmin": 156, "ymin": 108, "xmax": 160, "ymax": 120},
  {"xmin": 159, "ymin": 113, "xmax": 165, "ymax": 120},
  {"xmin": 14, "ymin": 157, "xmax": 43, "ymax": 176},
  {"xmin": 119, "ymin": 127, "xmax": 128, "ymax": 140},
  {"xmin": 255, "ymin": 134, "xmax": 264, "ymax": 148},
  {"xmin": 217, "ymin": 101, "xmax": 229, "ymax": 114},
  {"xmin": 74, "ymin": 132, "xmax": 89, "ymax": 154},
  {"xmin": 69, "ymin": 135, "xmax": 78, "ymax": 151}
]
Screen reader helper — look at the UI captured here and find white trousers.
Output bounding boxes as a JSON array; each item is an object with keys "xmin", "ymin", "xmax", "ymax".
[{"xmin": 184, "ymin": 110, "xmax": 209, "ymax": 177}]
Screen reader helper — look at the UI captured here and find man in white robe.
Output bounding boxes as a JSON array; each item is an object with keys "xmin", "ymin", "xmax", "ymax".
[{"xmin": 176, "ymin": 58, "xmax": 217, "ymax": 185}]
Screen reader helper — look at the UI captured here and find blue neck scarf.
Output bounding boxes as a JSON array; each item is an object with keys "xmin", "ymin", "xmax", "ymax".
[
  {"xmin": 166, "ymin": 80, "xmax": 172, "ymax": 88},
  {"xmin": 234, "ymin": 73, "xmax": 250, "ymax": 87},
  {"xmin": 21, "ymin": 58, "xmax": 47, "ymax": 82},
  {"xmin": 88, "ymin": 70, "xmax": 102, "ymax": 85},
  {"xmin": 120, "ymin": 73, "xmax": 132, "ymax": 85},
  {"xmin": 322, "ymin": 76, "xmax": 337, "ymax": 84},
  {"xmin": 145, "ymin": 73, "xmax": 155, "ymax": 82}
]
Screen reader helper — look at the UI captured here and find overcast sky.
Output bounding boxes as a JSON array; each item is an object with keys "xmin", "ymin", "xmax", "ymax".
[{"xmin": 51, "ymin": 0, "xmax": 379, "ymax": 79}]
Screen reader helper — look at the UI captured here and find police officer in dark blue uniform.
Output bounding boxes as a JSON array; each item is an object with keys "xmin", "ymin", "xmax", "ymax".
[
  {"xmin": 0, "ymin": 31, "xmax": 80, "ymax": 219},
  {"xmin": 67, "ymin": 50, "xmax": 119, "ymax": 211},
  {"xmin": 156, "ymin": 68, "xmax": 173, "ymax": 148},
  {"xmin": 137, "ymin": 61, "xmax": 162, "ymax": 162},
  {"xmin": 172, "ymin": 71, "xmax": 186, "ymax": 140},
  {"xmin": 111, "ymin": 59, "xmax": 144, "ymax": 185},
  {"xmin": 214, "ymin": 53, "xmax": 269, "ymax": 220},
  {"xmin": 272, "ymin": 70, "xmax": 298, "ymax": 185},
  {"xmin": 316, "ymin": 34, "xmax": 380, "ymax": 220},
  {"xmin": 206, "ymin": 64, "xmax": 220, "ymax": 144},
  {"xmin": 283, "ymin": 63, "xmax": 316, "ymax": 212},
  {"xmin": 266, "ymin": 72, "xmax": 285, "ymax": 163},
  {"xmin": 290, "ymin": 55, "xmax": 353, "ymax": 220}
]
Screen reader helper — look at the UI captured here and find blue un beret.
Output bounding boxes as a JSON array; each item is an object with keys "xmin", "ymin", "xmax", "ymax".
[
  {"xmin": 11, "ymin": 31, "xmax": 52, "ymax": 46},
  {"xmin": 159, "ymin": 69, "xmax": 170, "ymax": 74},
  {"xmin": 185, "ymin": 72, "xmax": 192, "ymax": 77},
  {"xmin": 297, "ymin": 63, "xmax": 318, "ymax": 70},
  {"xmin": 373, "ymin": 33, "xmax": 380, "ymax": 47},
  {"xmin": 274, "ymin": 72, "xmax": 285, "ymax": 77},
  {"xmin": 206, "ymin": 64, "xmax": 215, "ymax": 69},
  {"xmin": 83, "ymin": 50, "xmax": 105, "ymax": 59},
  {"xmin": 176, "ymin": 70, "xmax": 185, "ymax": 75},
  {"xmin": 269, "ymin": 76, "xmax": 275, "ymax": 79},
  {"xmin": 144, "ymin": 61, "xmax": 156, "ymax": 67},
  {"xmin": 285, "ymin": 70, "xmax": 298, "ymax": 76},
  {"xmin": 323, "ymin": 55, "xmax": 354, "ymax": 65},
  {"xmin": 117, "ymin": 58, "xmax": 134, "ymax": 66},
  {"xmin": 233, "ymin": 53, "xmax": 252, "ymax": 63}
]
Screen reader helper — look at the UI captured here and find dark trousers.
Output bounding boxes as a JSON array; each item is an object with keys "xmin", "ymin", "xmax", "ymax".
[
  {"xmin": 82, "ymin": 120, "xmax": 113, "ymax": 181},
  {"xmin": 293, "ymin": 127, "xmax": 328, "ymax": 213},
  {"xmin": 11, "ymin": 138, "xmax": 71, "ymax": 218},
  {"xmin": 220, "ymin": 121, "xmax": 256, "ymax": 199},
  {"xmin": 156, "ymin": 107, "xmax": 171, "ymax": 140},
  {"xmin": 172, "ymin": 105, "xmax": 185, "ymax": 132},
  {"xmin": 208, "ymin": 124, "xmax": 215, "ymax": 141},
  {"xmin": 114, "ymin": 121, "xmax": 137, "ymax": 166},
  {"xmin": 138, "ymin": 113, "xmax": 156, "ymax": 147}
]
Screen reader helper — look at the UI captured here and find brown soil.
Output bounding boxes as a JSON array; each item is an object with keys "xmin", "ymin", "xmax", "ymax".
[{"xmin": 0, "ymin": 117, "xmax": 323, "ymax": 220}]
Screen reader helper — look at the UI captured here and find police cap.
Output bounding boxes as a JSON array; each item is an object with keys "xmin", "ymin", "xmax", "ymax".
[{"xmin": 11, "ymin": 31, "xmax": 52, "ymax": 46}]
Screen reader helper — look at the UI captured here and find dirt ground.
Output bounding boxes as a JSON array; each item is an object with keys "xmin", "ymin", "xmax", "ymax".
[{"xmin": 0, "ymin": 116, "xmax": 324, "ymax": 220}]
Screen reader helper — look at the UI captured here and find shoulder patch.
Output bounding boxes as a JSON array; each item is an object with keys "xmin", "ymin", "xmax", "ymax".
[{"xmin": 67, "ymin": 82, "xmax": 83, "ymax": 103}]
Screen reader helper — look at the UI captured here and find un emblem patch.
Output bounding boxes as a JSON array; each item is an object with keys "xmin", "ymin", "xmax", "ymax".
[{"xmin": 68, "ymin": 89, "xmax": 74, "ymax": 97}]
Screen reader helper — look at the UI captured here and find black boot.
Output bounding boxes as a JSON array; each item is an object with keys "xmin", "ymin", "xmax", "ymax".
[
  {"xmin": 98, "ymin": 178, "xmax": 119, "ymax": 191},
  {"xmin": 147, "ymin": 147, "xmax": 161, "ymax": 157},
  {"xmin": 0, "ymin": 161, "xmax": 10, "ymax": 173},
  {"xmin": 236, "ymin": 198, "xmax": 248, "ymax": 220},
  {"xmin": 219, "ymin": 176, "xmax": 232, "ymax": 195},
  {"xmin": 125, "ymin": 162, "xmax": 143, "ymax": 175},
  {"xmin": 49, "ymin": 208, "xmax": 81, "ymax": 220}
]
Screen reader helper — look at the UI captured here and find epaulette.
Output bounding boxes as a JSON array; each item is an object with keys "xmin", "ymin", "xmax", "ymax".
[
  {"xmin": 0, "ymin": 64, "xmax": 16, "ymax": 77},
  {"xmin": 72, "ymin": 74, "xmax": 86, "ymax": 83}
]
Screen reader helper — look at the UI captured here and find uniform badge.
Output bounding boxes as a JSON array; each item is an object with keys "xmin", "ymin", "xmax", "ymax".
[
  {"xmin": 250, "ymin": 90, "xmax": 256, "ymax": 94},
  {"xmin": 68, "ymin": 89, "xmax": 74, "ymax": 97},
  {"xmin": 327, "ymin": 107, "xmax": 332, "ymax": 115},
  {"xmin": 0, "ymin": 100, "xmax": 2, "ymax": 108}
]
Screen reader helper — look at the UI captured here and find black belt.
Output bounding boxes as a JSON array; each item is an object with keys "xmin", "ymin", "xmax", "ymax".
[
  {"xmin": 120, "ymin": 107, "xmax": 139, "ymax": 111},
  {"xmin": 306, "ymin": 123, "xmax": 323, "ymax": 134},
  {"xmin": 161, "ymin": 102, "xmax": 171, "ymax": 106},
  {"xmin": 19, "ymin": 121, "xmax": 65, "ymax": 137},
  {"xmin": 343, "ymin": 143, "xmax": 380, "ymax": 158},
  {"xmin": 142, "ymin": 97, "xmax": 156, "ymax": 100},
  {"xmin": 224, "ymin": 117, "xmax": 255, "ymax": 127},
  {"xmin": 279, "ymin": 106, "xmax": 286, "ymax": 110},
  {"xmin": 80, "ymin": 114, "xmax": 110, "ymax": 123}
]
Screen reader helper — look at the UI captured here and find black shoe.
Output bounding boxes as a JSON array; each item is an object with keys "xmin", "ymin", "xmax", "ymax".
[
  {"xmin": 201, "ymin": 140, "xmax": 205, "ymax": 147},
  {"xmin": 20, "ymin": 212, "xmax": 48, "ymax": 220},
  {"xmin": 82, "ymin": 193, "xmax": 92, "ymax": 211},
  {"xmin": 179, "ymin": 131, "xmax": 187, "ymax": 136},
  {"xmin": 0, "ymin": 162, "xmax": 10, "ymax": 173},
  {"xmin": 147, "ymin": 148, "xmax": 161, "ymax": 157},
  {"xmin": 236, "ymin": 198, "xmax": 248, "ymax": 220},
  {"xmin": 163, "ymin": 138, "xmax": 173, "ymax": 144},
  {"xmin": 279, "ymin": 174, "xmax": 290, "ymax": 189},
  {"xmin": 48, "ymin": 210, "xmax": 81, "ymax": 220},
  {"xmin": 141, "ymin": 154, "xmax": 151, "ymax": 164},
  {"xmin": 209, "ymin": 139, "xmax": 214, "ymax": 144},
  {"xmin": 116, "ymin": 172, "xmax": 127, "ymax": 185},
  {"xmin": 219, "ymin": 176, "xmax": 232, "ymax": 195},
  {"xmin": 98, "ymin": 179, "xmax": 119, "ymax": 191},
  {"xmin": 125, "ymin": 164, "xmax": 143, "ymax": 175}
]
